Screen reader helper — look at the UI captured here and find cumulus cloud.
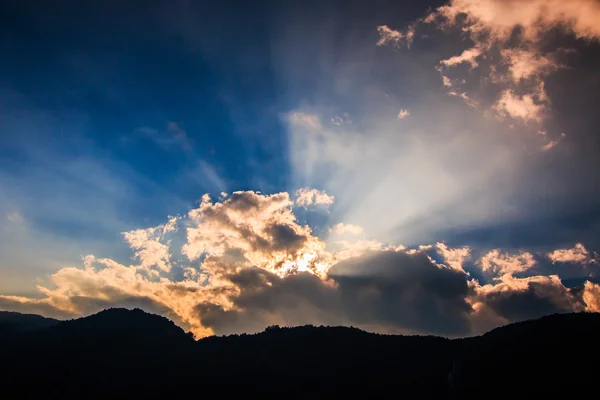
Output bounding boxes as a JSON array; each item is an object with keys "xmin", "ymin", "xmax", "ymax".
[
  {"xmin": 1, "ymin": 190, "xmax": 598, "ymax": 338},
  {"xmin": 436, "ymin": 243, "xmax": 471, "ymax": 273},
  {"xmin": 548, "ymin": 243, "xmax": 594, "ymax": 264},
  {"xmin": 295, "ymin": 188, "xmax": 335, "ymax": 208},
  {"xmin": 123, "ymin": 216, "xmax": 177, "ymax": 273},
  {"xmin": 480, "ymin": 249, "xmax": 536, "ymax": 278},
  {"xmin": 328, "ymin": 250, "xmax": 474, "ymax": 336},
  {"xmin": 469, "ymin": 274, "xmax": 585, "ymax": 330},
  {"xmin": 183, "ymin": 191, "xmax": 330, "ymax": 278}
]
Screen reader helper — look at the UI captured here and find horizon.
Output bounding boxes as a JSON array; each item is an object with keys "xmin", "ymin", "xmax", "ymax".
[
  {"xmin": 4, "ymin": 306, "xmax": 595, "ymax": 340},
  {"xmin": 2, "ymin": 0, "xmax": 600, "ymax": 339}
]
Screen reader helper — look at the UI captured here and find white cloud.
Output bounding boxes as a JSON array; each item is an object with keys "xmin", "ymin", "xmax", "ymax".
[
  {"xmin": 295, "ymin": 188, "xmax": 335, "ymax": 207},
  {"xmin": 329, "ymin": 223, "xmax": 364, "ymax": 236},
  {"xmin": 122, "ymin": 216, "xmax": 177, "ymax": 273}
]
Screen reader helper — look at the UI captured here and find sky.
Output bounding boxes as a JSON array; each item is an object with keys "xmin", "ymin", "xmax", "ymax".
[{"xmin": 1, "ymin": 0, "xmax": 600, "ymax": 338}]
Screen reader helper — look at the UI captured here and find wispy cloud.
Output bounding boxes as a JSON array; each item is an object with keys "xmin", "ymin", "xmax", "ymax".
[
  {"xmin": 376, "ymin": 25, "xmax": 415, "ymax": 48},
  {"xmin": 136, "ymin": 122, "xmax": 192, "ymax": 152}
]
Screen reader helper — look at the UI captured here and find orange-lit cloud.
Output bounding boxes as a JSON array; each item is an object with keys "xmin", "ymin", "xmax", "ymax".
[
  {"xmin": 493, "ymin": 90, "xmax": 545, "ymax": 123},
  {"xmin": 436, "ymin": 243, "xmax": 471, "ymax": 273},
  {"xmin": 1, "ymin": 190, "xmax": 598, "ymax": 338},
  {"xmin": 397, "ymin": 109, "xmax": 410, "ymax": 119},
  {"xmin": 376, "ymin": 25, "xmax": 415, "ymax": 48},
  {"xmin": 396, "ymin": 0, "xmax": 600, "ymax": 149},
  {"xmin": 547, "ymin": 243, "xmax": 594, "ymax": 264},
  {"xmin": 480, "ymin": 249, "xmax": 536, "ymax": 278}
]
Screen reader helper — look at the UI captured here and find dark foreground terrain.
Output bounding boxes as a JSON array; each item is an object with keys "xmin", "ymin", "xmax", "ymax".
[{"xmin": 1, "ymin": 309, "xmax": 599, "ymax": 398}]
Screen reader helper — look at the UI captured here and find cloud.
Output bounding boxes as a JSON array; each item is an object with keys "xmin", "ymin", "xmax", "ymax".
[
  {"xmin": 448, "ymin": 91, "xmax": 478, "ymax": 108},
  {"xmin": 493, "ymin": 89, "xmax": 545, "ymax": 123},
  {"xmin": 182, "ymin": 191, "xmax": 330, "ymax": 278},
  {"xmin": 1, "ymin": 189, "xmax": 598, "ymax": 339},
  {"xmin": 436, "ymin": 243, "xmax": 470, "ymax": 273},
  {"xmin": 287, "ymin": 111, "xmax": 322, "ymax": 131},
  {"xmin": 216, "ymin": 249, "xmax": 472, "ymax": 336},
  {"xmin": 501, "ymin": 49, "xmax": 557, "ymax": 83},
  {"xmin": 409, "ymin": 0, "xmax": 600, "ymax": 145},
  {"xmin": 329, "ymin": 250, "xmax": 474, "ymax": 335},
  {"xmin": 397, "ymin": 109, "xmax": 410, "ymax": 119},
  {"xmin": 583, "ymin": 281, "xmax": 600, "ymax": 312},
  {"xmin": 547, "ymin": 243, "xmax": 594, "ymax": 264},
  {"xmin": 6, "ymin": 212, "xmax": 24, "ymax": 225},
  {"xmin": 435, "ymin": 0, "xmax": 600, "ymax": 41},
  {"xmin": 376, "ymin": 25, "xmax": 415, "ymax": 48},
  {"xmin": 295, "ymin": 188, "xmax": 335, "ymax": 208},
  {"xmin": 469, "ymin": 274, "xmax": 585, "ymax": 329},
  {"xmin": 540, "ymin": 132, "xmax": 566, "ymax": 151},
  {"xmin": 329, "ymin": 223, "xmax": 364, "ymax": 236},
  {"xmin": 440, "ymin": 47, "xmax": 483, "ymax": 69},
  {"xmin": 137, "ymin": 122, "xmax": 192, "ymax": 151},
  {"xmin": 480, "ymin": 249, "xmax": 536, "ymax": 278},
  {"xmin": 122, "ymin": 217, "xmax": 177, "ymax": 273}
]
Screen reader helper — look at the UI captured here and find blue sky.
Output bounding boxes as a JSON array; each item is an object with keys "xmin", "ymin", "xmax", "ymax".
[{"xmin": 1, "ymin": 0, "xmax": 600, "ymax": 336}]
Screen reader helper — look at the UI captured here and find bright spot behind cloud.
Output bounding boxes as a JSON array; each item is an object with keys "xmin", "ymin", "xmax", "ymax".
[{"xmin": 1, "ymin": 190, "xmax": 599, "ymax": 338}]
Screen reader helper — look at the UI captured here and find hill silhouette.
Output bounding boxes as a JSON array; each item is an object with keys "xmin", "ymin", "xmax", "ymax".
[
  {"xmin": 0, "ymin": 311, "xmax": 59, "ymax": 335},
  {"xmin": 1, "ymin": 309, "xmax": 598, "ymax": 398}
]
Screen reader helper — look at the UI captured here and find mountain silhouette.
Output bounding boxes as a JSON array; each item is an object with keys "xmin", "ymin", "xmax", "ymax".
[
  {"xmin": 0, "ymin": 309, "xmax": 598, "ymax": 398},
  {"xmin": 0, "ymin": 311, "xmax": 59, "ymax": 335}
]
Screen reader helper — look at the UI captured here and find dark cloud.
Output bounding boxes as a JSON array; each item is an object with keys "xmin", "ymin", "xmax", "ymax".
[
  {"xmin": 474, "ymin": 277, "xmax": 583, "ymax": 324},
  {"xmin": 331, "ymin": 251, "xmax": 473, "ymax": 336},
  {"xmin": 197, "ymin": 267, "xmax": 342, "ymax": 335},
  {"xmin": 198, "ymin": 251, "xmax": 475, "ymax": 336}
]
